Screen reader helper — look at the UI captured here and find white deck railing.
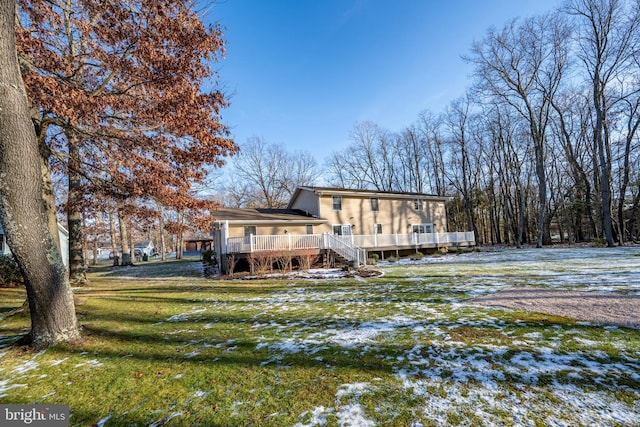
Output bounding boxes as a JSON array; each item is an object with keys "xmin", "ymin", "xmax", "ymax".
[
  {"xmin": 352, "ymin": 231, "xmax": 475, "ymax": 248},
  {"xmin": 224, "ymin": 232, "xmax": 475, "ymax": 262},
  {"xmin": 226, "ymin": 233, "xmax": 322, "ymax": 254}
]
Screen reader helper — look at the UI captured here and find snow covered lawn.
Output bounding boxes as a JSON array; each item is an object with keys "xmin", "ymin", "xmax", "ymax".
[{"xmin": 0, "ymin": 248, "xmax": 639, "ymax": 426}]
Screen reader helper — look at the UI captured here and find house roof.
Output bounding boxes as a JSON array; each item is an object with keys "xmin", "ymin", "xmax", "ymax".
[
  {"xmin": 212, "ymin": 208, "xmax": 327, "ymax": 225},
  {"xmin": 287, "ymin": 186, "xmax": 449, "ymax": 208}
]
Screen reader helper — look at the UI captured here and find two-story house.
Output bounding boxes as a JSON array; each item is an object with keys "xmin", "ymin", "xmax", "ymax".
[
  {"xmin": 212, "ymin": 187, "xmax": 475, "ymax": 273},
  {"xmin": 287, "ymin": 187, "xmax": 448, "ymax": 237}
]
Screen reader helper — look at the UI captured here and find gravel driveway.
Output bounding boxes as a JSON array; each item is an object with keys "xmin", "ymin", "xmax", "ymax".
[{"xmin": 471, "ymin": 287, "xmax": 640, "ymax": 330}]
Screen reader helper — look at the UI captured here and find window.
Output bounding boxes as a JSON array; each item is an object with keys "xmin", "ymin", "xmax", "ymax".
[
  {"xmin": 243, "ymin": 226, "xmax": 257, "ymax": 237},
  {"xmin": 0, "ymin": 234, "xmax": 4, "ymax": 252},
  {"xmin": 374, "ymin": 224, "xmax": 383, "ymax": 234},
  {"xmin": 413, "ymin": 199, "xmax": 423, "ymax": 211},
  {"xmin": 306, "ymin": 224, "xmax": 314, "ymax": 235},
  {"xmin": 370, "ymin": 197, "xmax": 379, "ymax": 211},
  {"xmin": 332, "ymin": 224, "xmax": 352, "ymax": 236},
  {"xmin": 332, "ymin": 196, "xmax": 342, "ymax": 211},
  {"xmin": 412, "ymin": 224, "xmax": 432, "ymax": 234}
]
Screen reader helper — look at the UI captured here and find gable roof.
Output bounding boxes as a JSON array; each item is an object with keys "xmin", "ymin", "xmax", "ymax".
[
  {"xmin": 212, "ymin": 208, "xmax": 327, "ymax": 225},
  {"xmin": 287, "ymin": 186, "xmax": 449, "ymax": 208}
]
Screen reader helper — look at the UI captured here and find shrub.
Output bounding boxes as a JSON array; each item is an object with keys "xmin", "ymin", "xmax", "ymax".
[
  {"xmin": 0, "ymin": 255, "xmax": 23, "ymax": 288},
  {"xmin": 247, "ymin": 251, "xmax": 273, "ymax": 275},
  {"xmin": 297, "ymin": 250, "xmax": 320, "ymax": 270},
  {"xmin": 202, "ymin": 250, "xmax": 216, "ymax": 265},
  {"xmin": 226, "ymin": 254, "xmax": 238, "ymax": 277},
  {"xmin": 273, "ymin": 250, "xmax": 293, "ymax": 273},
  {"xmin": 410, "ymin": 251, "xmax": 424, "ymax": 260}
]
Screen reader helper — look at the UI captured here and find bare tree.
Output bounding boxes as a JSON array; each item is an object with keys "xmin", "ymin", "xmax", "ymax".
[
  {"xmin": 467, "ymin": 13, "xmax": 570, "ymax": 247},
  {"xmin": 395, "ymin": 126, "xmax": 426, "ymax": 193},
  {"xmin": 326, "ymin": 121, "xmax": 429, "ymax": 193},
  {"xmin": 228, "ymin": 136, "xmax": 319, "ymax": 208},
  {"xmin": 324, "ymin": 150, "xmax": 369, "ymax": 189},
  {"xmin": 417, "ymin": 111, "xmax": 447, "ymax": 196},
  {"xmin": 616, "ymin": 83, "xmax": 640, "ymax": 243},
  {"xmin": 548, "ymin": 89, "xmax": 599, "ymax": 241},
  {"xmin": 445, "ymin": 95, "xmax": 478, "ymax": 240},
  {"xmin": 566, "ymin": 0, "xmax": 640, "ymax": 246}
]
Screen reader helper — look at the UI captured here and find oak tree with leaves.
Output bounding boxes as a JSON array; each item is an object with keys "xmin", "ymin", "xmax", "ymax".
[{"xmin": 16, "ymin": 0, "xmax": 236, "ymax": 282}]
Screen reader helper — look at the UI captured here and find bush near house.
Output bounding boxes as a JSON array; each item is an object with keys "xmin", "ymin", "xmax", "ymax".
[
  {"xmin": 296, "ymin": 249, "xmax": 321, "ymax": 270},
  {"xmin": 202, "ymin": 250, "xmax": 216, "ymax": 266},
  {"xmin": 247, "ymin": 251, "xmax": 275, "ymax": 275}
]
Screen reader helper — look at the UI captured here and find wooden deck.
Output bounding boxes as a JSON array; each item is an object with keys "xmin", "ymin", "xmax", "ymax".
[{"xmin": 222, "ymin": 232, "xmax": 475, "ymax": 259}]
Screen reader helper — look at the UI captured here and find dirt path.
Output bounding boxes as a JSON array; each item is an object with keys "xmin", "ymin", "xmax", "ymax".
[{"xmin": 470, "ymin": 287, "xmax": 640, "ymax": 330}]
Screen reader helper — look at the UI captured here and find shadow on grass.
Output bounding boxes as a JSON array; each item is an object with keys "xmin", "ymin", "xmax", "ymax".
[
  {"xmin": 3, "ymin": 289, "xmax": 640, "ymax": 426},
  {"xmin": 70, "ymin": 302, "xmax": 640, "ymax": 370},
  {"xmin": 88, "ymin": 258, "xmax": 203, "ymax": 279}
]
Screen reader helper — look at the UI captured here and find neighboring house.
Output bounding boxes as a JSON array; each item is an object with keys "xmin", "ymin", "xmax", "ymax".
[
  {"xmin": 212, "ymin": 187, "xmax": 475, "ymax": 273},
  {"xmin": 0, "ymin": 219, "xmax": 69, "ymax": 268},
  {"xmin": 134, "ymin": 240, "xmax": 155, "ymax": 257},
  {"xmin": 0, "ymin": 225, "xmax": 8, "ymax": 257}
]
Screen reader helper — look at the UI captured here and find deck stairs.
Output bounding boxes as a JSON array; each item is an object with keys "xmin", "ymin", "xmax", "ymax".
[{"xmin": 324, "ymin": 233, "xmax": 366, "ymax": 266}]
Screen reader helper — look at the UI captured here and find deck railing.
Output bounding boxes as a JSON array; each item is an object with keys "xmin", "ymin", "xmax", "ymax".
[
  {"xmin": 226, "ymin": 233, "xmax": 322, "ymax": 254},
  {"xmin": 225, "ymin": 231, "xmax": 475, "ymax": 260},
  {"xmin": 352, "ymin": 231, "xmax": 475, "ymax": 248}
]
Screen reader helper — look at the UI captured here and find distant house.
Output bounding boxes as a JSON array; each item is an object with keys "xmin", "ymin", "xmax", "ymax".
[
  {"xmin": 183, "ymin": 231, "xmax": 214, "ymax": 252},
  {"xmin": 0, "ymin": 225, "xmax": 8, "ymax": 258},
  {"xmin": 212, "ymin": 187, "xmax": 475, "ymax": 273},
  {"xmin": 0, "ymin": 219, "xmax": 69, "ymax": 268},
  {"xmin": 134, "ymin": 240, "xmax": 155, "ymax": 257}
]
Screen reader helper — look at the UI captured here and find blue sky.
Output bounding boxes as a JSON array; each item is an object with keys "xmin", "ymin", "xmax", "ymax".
[{"xmin": 207, "ymin": 0, "xmax": 561, "ymax": 163}]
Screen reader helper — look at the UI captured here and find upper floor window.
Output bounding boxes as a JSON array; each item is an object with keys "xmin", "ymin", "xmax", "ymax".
[
  {"xmin": 370, "ymin": 197, "xmax": 379, "ymax": 211},
  {"xmin": 413, "ymin": 199, "xmax": 423, "ymax": 211},
  {"xmin": 332, "ymin": 196, "xmax": 342, "ymax": 211},
  {"xmin": 244, "ymin": 226, "xmax": 257, "ymax": 237},
  {"xmin": 306, "ymin": 224, "xmax": 314, "ymax": 235},
  {"xmin": 374, "ymin": 223, "xmax": 383, "ymax": 234}
]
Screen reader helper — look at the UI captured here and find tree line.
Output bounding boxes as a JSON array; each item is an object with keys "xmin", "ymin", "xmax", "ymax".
[{"xmin": 233, "ymin": 0, "xmax": 639, "ymax": 249}]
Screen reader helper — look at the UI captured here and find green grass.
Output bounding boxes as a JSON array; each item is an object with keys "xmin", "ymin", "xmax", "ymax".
[{"xmin": 1, "ymin": 249, "xmax": 639, "ymax": 426}]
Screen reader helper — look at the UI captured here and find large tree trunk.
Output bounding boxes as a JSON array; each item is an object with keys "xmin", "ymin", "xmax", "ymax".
[
  {"xmin": 159, "ymin": 207, "xmax": 167, "ymax": 261},
  {"xmin": 533, "ymin": 134, "xmax": 548, "ymax": 248},
  {"xmin": 108, "ymin": 209, "xmax": 119, "ymax": 266},
  {"xmin": 40, "ymin": 150, "xmax": 62, "ymax": 254},
  {"xmin": 176, "ymin": 210, "xmax": 184, "ymax": 259},
  {"xmin": 594, "ymin": 85, "xmax": 615, "ymax": 247},
  {"xmin": 67, "ymin": 130, "xmax": 88, "ymax": 284},
  {"xmin": 118, "ymin": 202, "xmax": 132, "ymax": 265},
  {"xmin": 0, "ymin": 0, "xmax": 80, "ymax": 348}
]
